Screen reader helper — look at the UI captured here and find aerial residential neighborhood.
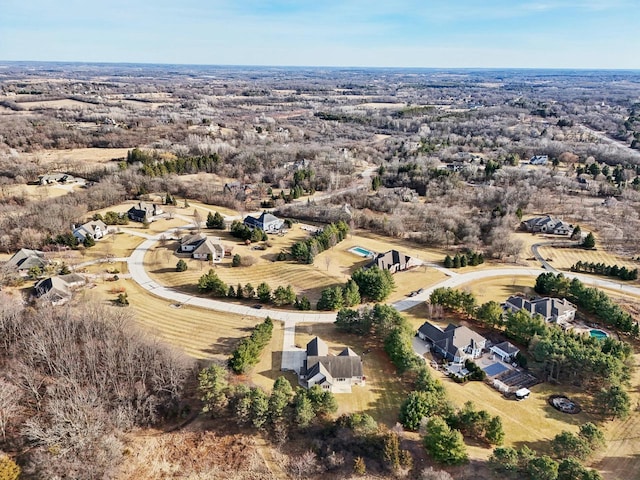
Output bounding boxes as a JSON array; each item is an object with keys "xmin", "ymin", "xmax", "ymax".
[{"xmin": 0, "ymin": 7, "xmax": 639, "ymax": 477}]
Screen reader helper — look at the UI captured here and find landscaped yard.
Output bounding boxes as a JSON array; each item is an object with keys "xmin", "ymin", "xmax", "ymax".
[
  {"xmin": 146, "ymin": 222, "xmax": 453, "ymax": 305},
  {"xmin": 295, "ymin": 323, "xmax": 410, "ymax": 426}
]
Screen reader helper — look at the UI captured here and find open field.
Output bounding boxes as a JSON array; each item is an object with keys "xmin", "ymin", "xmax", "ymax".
[
  {"xmin": 86, "ymin": 277, "xmax": 262, "ymax": 360},
  {"xmin": 295, "ymin": 323, "xmax": 410, "ymax": 426},
  {"xmin": 17, "ymin": 99, "xmax": 94, "ymax": 110},
  {"xmin": 538, "ymin": 245, "xmax": 639, "ymax": 272},
  {"xmin": 21, "ymin": 147, "xmax": 131, "ymax": 168},
  {"xmin": 0, "ymin": 183, "xmax": 83, "ymax": 201}
]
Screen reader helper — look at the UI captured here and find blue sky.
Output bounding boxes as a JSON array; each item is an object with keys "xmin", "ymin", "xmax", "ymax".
[{"xmin": 0, "ymin": 0, "xmax": 638, "ymax": 68}]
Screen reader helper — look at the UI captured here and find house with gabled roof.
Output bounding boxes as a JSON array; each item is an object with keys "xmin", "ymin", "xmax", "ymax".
[
  {"xmin": 127, "ymin": 202, "xmax": 163, "ymax": 223},
  {"xmin": 490, "ymin": 341, "xmax": 520, "ymax": 363},
  {"xmin": 243, "ymin": 212, "xmax": 284, "ymax": 233},
  {"xmin": 299, "ymin": 337, "xmax": 364, "ymax": 393},
  {"xmin": 5, "ymin": 248, "xmax": 49, "ymax": 276},
  {"xmin": 504, "ymin": 295, "xmax": 576, "ymax": 324},
  {"xmin": 192, "ymin": 237, "xmax": 225, "ymax": 262},
  {"xmin": 178, "ymin": 233, "xmax": 224, "ymax": 262},
  {"xmin": 33, "ymin": 273, "xmax": 85, "ymax": 305},
  {"xmin": 521, "ymin": 215, "xmax": 573, "ymax": 236},
  {"xmin": 367, "ymin": 249, "xmax": 421, "ymax": 274},
  {"xmin": 417, "ymin": 321, "xmax": 486, "ymax": 363},
  {"xmin": 73, "ymin": 220, "xmax": 108, "ymax": 242}
]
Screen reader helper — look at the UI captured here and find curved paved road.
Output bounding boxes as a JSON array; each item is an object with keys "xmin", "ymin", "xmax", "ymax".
[{"xmin": 125, "ymin": 225, "xmax": 640, "ymax": 370}]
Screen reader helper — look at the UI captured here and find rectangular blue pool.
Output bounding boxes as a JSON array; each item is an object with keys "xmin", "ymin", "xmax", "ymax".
[{"xmin": 349, "ymin": 246, "xmax": 375, "ymax": 258}]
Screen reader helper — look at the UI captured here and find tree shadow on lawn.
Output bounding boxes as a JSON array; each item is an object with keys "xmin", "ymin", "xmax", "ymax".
[
  {"xmin": 150, "ymin": 267, "xmax": 180, "ymax": 274},
  {"xmin": 203, "ymin": 331, "xmax": 255, "ymax": 356}
]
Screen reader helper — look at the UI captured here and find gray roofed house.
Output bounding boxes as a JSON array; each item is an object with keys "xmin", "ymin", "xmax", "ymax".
[
  {"xmin": 39, "ymin": 173, "xmax": 77, "ymax": 185},
  {"xmin": 33, "ymin": 273, "xmax": 85, "ymax": 305},
  {"xmin": 192, "ymin": 237, "xmax": 225, "ymax": 262},
  {"xmin": 5, "ymin": 248, "xmax": 48, "ymax": 275},
  {"xmin": 127, "ymin": 202, "xmax": 164, "ymax": 222},
  {"xmin": 299, "ymin": 337, "xmax": 364, "ymax": 393},
  {"xmin": 179, "ymin": 233, "xmax": 207, "ymax": 253},
  {"xmin": 417, "ymin": 321, "xmax": 487, "ymax": 363},
  {"xmin": 367, "ymin": 249, "xmax": 421, "ymax": 274},
  {"xmin": 490, "ymin": 341, "xmax": 520, "ymax": 362},
  {"xmin": 243, "ymin": 212, "xmax": 284, "ymax": 233},
  {"xmin": 529, "ymin": 155, "xmax": 549, "ymax": 165},
  {"xmin": 521, "ymin": 215, "xmax": 573, "ymax": 236},
  {"xmin": 504, "ymin": 295, "xmax": 576, "ymax": 324},
  {"xmin": 73, "ymin": 220, "xmax": 108, "ymax": 242}
]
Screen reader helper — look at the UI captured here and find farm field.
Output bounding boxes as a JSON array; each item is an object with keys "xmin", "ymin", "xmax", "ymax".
[
  {"xmin": 87, "ymin": 277, "xmax": 262, "ymax": 360},
  {"xmin": 17, "ymin": 98, "xmax": 95, "ymax": 110},
  {"xmin": 295, "ymin": 323, "xmax": 410, "ymax": 426}
]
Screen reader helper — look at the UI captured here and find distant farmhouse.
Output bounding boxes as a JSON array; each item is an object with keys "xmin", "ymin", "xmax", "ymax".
[
  {"xmin": 179, "ymin": 233, "xmax": 225, "ymax": 262},
  {"xmin": 5, "ymin": 248, "xmax": 48, "ymax": 276},
  {"xmin": 367, "ymin": 249, "xmax": 421, "ymax": 274},
  {"xmin": 504, "ymin": 295, "xmax": 576, "ymax": 324},
  {"xmin": 127, "ymin": 202, "xmax": 163, "ymax": 223},
  {"xmin": 243, "ymin": 212, "xmax": 284, "ymax": 233},
  {"xmin": 38, "ymin": 173, "xmax": 79, "ymax": 185},
  {"xmin": 418, "ymin": 321, "xmax": 487, "ymax": 363},
  {"xmin": 521, "ymin": 215, "xmax": 573, "ymax": 236},
  {"xmin": 529, "ymin": 155, "xmax": 549, "ymax": 165},
  {"xmin": 33, "ymin": 274, "xmax": 85, "ymax": 306},
  {"xmin": 298, "ymin": 337, "xmax": 364, "ymax": 393},
  {"xmin": 72, "ymin": 220, "xmax": 108, "ymax": 243}
]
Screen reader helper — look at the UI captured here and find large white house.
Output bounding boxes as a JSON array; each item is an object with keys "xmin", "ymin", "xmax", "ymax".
[
  {"xmin": 243, "ymin": 212, "xmax": 284, "ymax": 233},
  {"xmin": 73, "ymin": 220, "xmax": 108, "ymax": 242},
  {"xmin": 417, "ymin": 321, "xmax": 487, "ymax": 363},
  {"xmin": 298, "ymin": 337, "xmax": 364, "ymax": 393},
  {"xmin": 521, "ymin": 215, "xmax": 573, "ymax": 236},
  {"xmin": 504, "ymin": 295, "xmax": 576, "ymax": 324},
  {"xmin": 179, "ymin": 233, "xmax": 225, "ymax": 262}
]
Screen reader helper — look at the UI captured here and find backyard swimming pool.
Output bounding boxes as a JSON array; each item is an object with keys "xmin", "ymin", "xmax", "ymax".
[
  {"xmin": 590, "ymin": 329, "xmax": 609, "ymax": 340},
  {"xmin": 349, "ymin": 246, "xmax": 375, "ymax": 258}
]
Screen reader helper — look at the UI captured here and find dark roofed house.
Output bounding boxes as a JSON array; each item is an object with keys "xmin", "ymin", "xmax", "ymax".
[
  {"xmin": 179, "ymin": 233, "xmax": 207, "ymax": 253},
  {"xmin": 179, "ymin": 233, "xmax": 225, "ymax": 262},
  {"xmin": 504, "ymin": 295, "xmax": 576, "ymax": 324},
  {"xmin": 33, "ymin": 273, "xmax": 85, "ymax": 306},
  {"xmin": 5, "ymin": 248, "xmax": 48, "ymax": 275},
  {"xmin": 127, "ymin": 202, "xmax": 163, "ymax": 223},
  {"xmin": 521, "ymin": 215, "xmax": 573, "ymax": 236},
  {"xmin": 367, "ymin": 249, "xmax": 421, "ymax": 274},
  {"xmin": 299, "ymin": 337, "xmax": 364, "ymax": 393},
  {"xmin": 243, "ymin": 212, "xmax": 284, "ymax": 233},
  {"xmin": 490, "ymin": 341, "xmax": 520, "ymax": 363},
  {"xmin": 417, "ymin": 321, "xmax": 486, "ymax": 363}
]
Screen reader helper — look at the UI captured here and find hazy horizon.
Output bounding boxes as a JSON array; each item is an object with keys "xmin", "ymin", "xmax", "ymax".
[{"xmin": 1, "ymin": 1, "xmax": 638, "ymax": 70}]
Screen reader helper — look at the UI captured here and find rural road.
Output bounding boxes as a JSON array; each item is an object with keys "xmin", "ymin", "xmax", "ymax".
[{"xmin": 124, "ymin": 224, "xmax": 640, "ymax": 371}]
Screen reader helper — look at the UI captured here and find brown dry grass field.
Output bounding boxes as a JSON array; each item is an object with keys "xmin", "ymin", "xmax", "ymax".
[
  {"xmin": 1, "ymin": 183, "xmax": 85, "ymax": 201},
  {"xmin": 538, "ymin": 245, "xmax": 639, "ymax": 272},
  {"xmin": 23, "ymin": 147, "xmax": 131, "ymax": 168},
  {"xmin": 295, "ymin": 323, "xmax": 409, "ymax": 426},
  {"xmin": 86, "ymin": 278, "xmax": 264, "ymax": 361}
]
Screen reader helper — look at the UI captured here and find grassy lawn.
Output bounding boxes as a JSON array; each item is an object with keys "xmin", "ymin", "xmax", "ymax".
[
  {"xmin": 295, "ymin": 323, "xmax": 410, "ymax": 426},
  {"xmin": 146, "ymin": 225, "xmax": 453, "ymax": 305},
  {"xmin": 85, "ymin": 277, "xmax": 263, "ymax": 360},
  {"xmin": 459, "ymin": 275, "xmax": 537, "ymax": 305},
  {"xmin": 538, "ymin": 245, "xmax": 639, "ymax": 273}
]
